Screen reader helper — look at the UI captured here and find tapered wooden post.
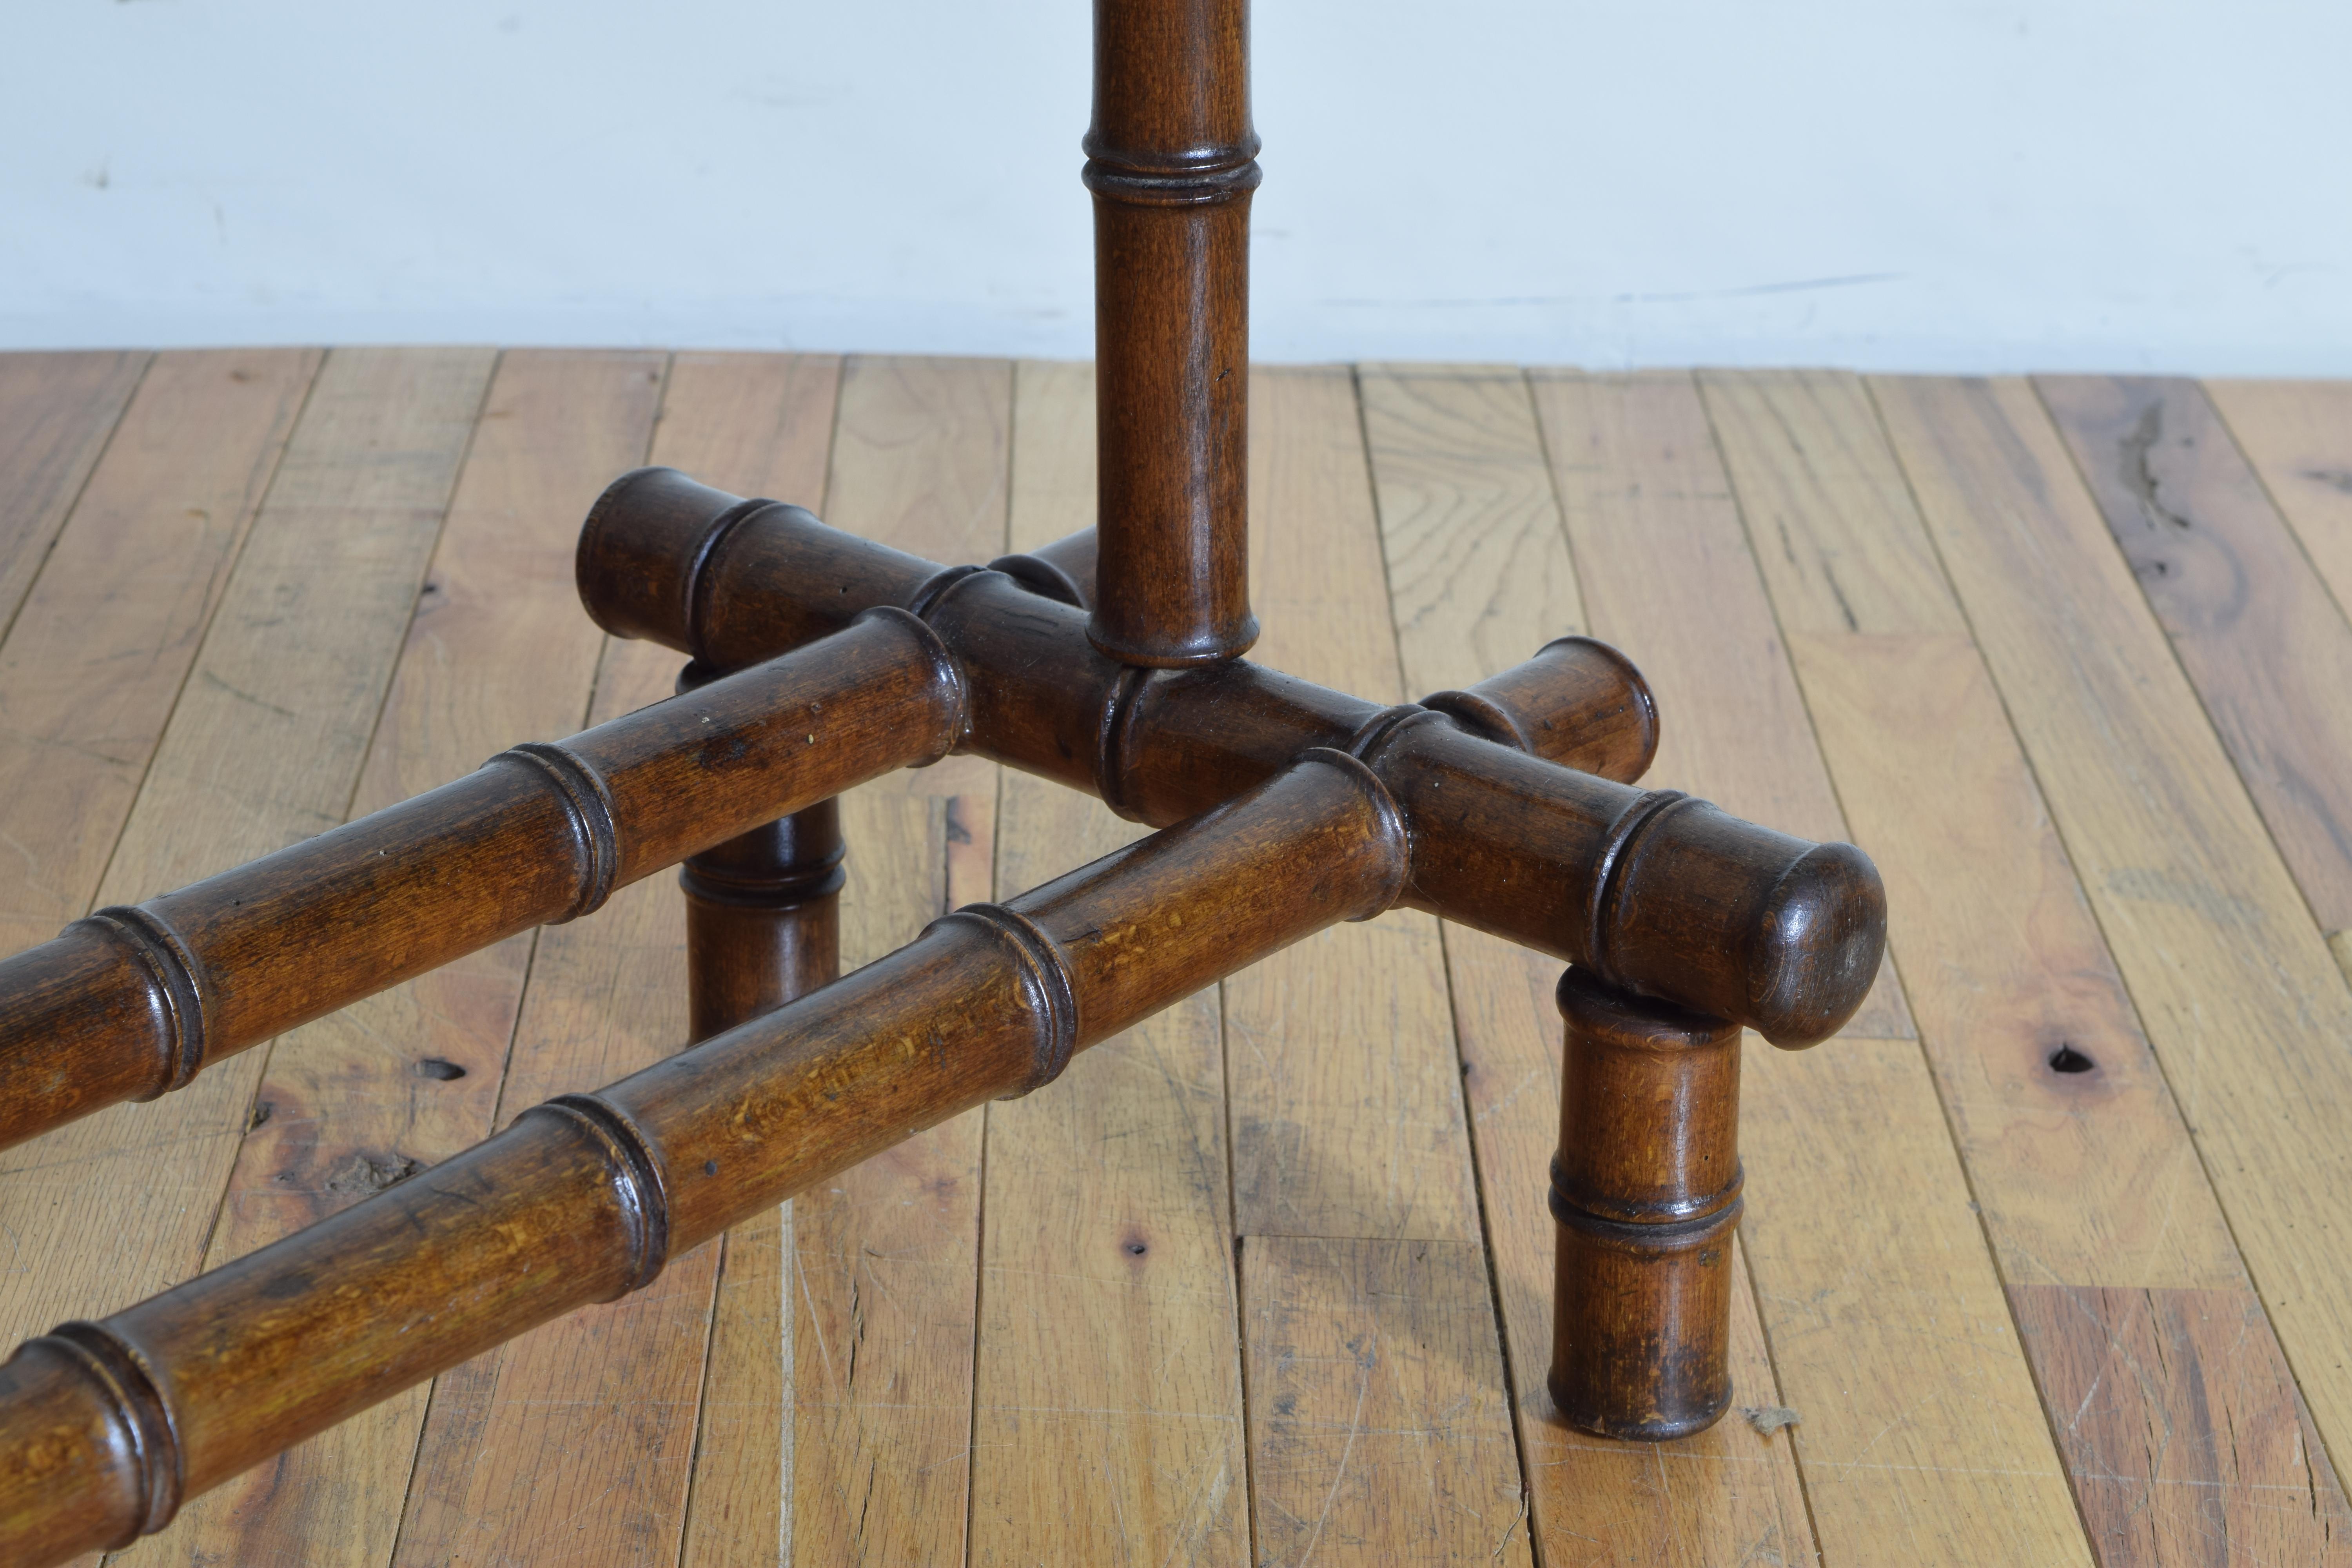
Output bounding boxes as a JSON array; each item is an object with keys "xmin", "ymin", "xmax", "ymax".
[
  {"xmin": 677, "ymin": 662, "xmax": 845, "ymax": 1041},
  {"xmin": 1547, "ymin": 966, "xmax": 1743, "ymax": 1439},
  {"xmin": 1085, "ymin": 0, "xmax": 1260, "ymax": 666}
]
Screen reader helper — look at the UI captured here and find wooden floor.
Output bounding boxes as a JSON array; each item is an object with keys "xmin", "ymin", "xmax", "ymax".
[{"xmin": 2, "ymin": 351, "xmax": 2350, "ymax": 1567}]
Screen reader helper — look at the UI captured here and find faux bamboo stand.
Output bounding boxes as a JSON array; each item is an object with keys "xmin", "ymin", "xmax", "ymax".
[{"xmin": 0, "ymin": 2, "xmax": 1887, "ymax": 1559}]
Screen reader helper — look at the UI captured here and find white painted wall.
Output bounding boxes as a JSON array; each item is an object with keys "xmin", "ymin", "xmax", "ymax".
[{"xmin": 5, "ymin": 1, "xmax": 2346, "ymax": 372}]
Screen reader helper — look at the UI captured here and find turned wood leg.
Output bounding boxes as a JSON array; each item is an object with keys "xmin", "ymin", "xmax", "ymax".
[
  {"xmin": 678, "ymin": 662, "xmax": 845, "ymax": 1042},
  {"xmin": 1547, "ymin": 965, "xmax": 1742, "ymax": 1439}
]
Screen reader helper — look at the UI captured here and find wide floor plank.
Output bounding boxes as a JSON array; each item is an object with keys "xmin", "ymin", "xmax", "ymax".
[
  {"xmin": 648, "ymin": 351, "xmax": 846, "ymax": 1568},
  {"xmin": 2205, "ymin": 379, "xmax": 2352, "ymax": 631},
  {"xmin": 0, "ymin": 350, "xmax": 149, "ymax": 638},
  {"xmin": 394, "ymin": 639, "xmax": 711, "ymax": 1568},
  {"xmin": 1359, "ymin": 363, "xmax": 1584, "ymax": 697},
  {"xmin": 1230, "ymin": 366, "xmax": 1479, "ymax": 1245},
  {"xmin": 1871, "ymin": 374, "xmax": 2352, "ymax": 1525},
  {"xmin": 128, "ymin": 349, "xmax": 666, "ymax": 1566},
  {"xmin": 1702, "ymin": 369, "xmax": 2352, "ymax": 1564},
  {"xmin": 0, "ymin": 349, "xmax": 317, "ymax": 959},
  {"xmin": 1530, "ymin": 368, "xmax": 2089, "ymax": 1567},
  {"xmin": 1242, "ymin": 1236, "xmax": 1532, "ymax": 1567},
  {"xmin": 964, "ymin": 358, "xmax": 1250, "ymax": 1567},
  {"xmin": 2204, "ymin": 377, "xmax": 2352, "ymax": 984},
  {"xmin": 1230, "ymin": 365, "xmax": 1526, "ymax": 1563},
  {"xmin": 1361, "ymin": 363, "xmax": 1817, "ymax": 1566},
  {"xmin": 2040, "ymin": 375, "xmax": 2352, "ymax": 942},
  {"xmin": 0, "ymin": 346, "xmax": 493, "ymax": 1371},
  {"xmin": 790, "ymin": 354, "xmax": 1011, "ymax": 1566}
]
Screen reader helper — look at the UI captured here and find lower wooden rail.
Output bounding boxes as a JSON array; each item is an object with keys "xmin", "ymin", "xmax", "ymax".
[
  {"xmin": 0, "ymin": 751, "xmax": 1405, "ymax": 1566},
  {"xmin": 0, "ymin": 609, "xmax": 963, "ymax": 1153},
  {"xmin": 584, "ymin": 470, "xmax": 1884, "ymax": 1047}
]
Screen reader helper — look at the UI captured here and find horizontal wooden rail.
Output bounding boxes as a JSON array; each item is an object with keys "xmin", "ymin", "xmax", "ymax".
[
  {"xmin": 0, "ymin": 609, "xmax": 964, "ymax": 1152},
  {"xmin": 581, "ymin": 471, "xmax": 1658, "ymax": 781},
  {"xmin": 0, "ymin": 751, "xmax": 1408, "ymax": 1566},
  {"xmin": 0, "ymin": 513, "xmax": 1668, "ymax": 1149},
  {"xmin": 582, "ymin": 468, "xmax": 1882, "ymax": 1045}
]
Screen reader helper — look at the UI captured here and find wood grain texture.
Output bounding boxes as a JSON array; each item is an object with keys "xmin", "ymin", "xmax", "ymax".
[
  {"xmin": 1241, "ymin": 1237, "xmax": 1532, "ymax": 1567},
  {"xmin": 1357, "ymin": 363, "xmax": 1587, "ymax": 692},
  {"xmin": 1784, "ymin": 634, "xmax": 2241, "ymax": 1293},
  {"xmin": 2207, "ymin": 377, "xmax": 2352, "ymax": 982},
  {"xmin": 1871, "ymin": 375, "xmax": 2352, "ymax": 1487},
  {"xmin": 1704, "ymin": 369, "xmax": 2248, "ymax": 1290},
  {"xmin": 687, "ymin": 1205, "xmax": 789, "ymax": 1568},
  {"xmin": 793, "ymin": 793, "xmax": 984, "ymax": 1568},
  {"xmin": 1531, "ymin": 368, "xmax": 2089, "ymax": 1564},
  {"xmin": 1447, "ymin": 925, "xmax": 1815, "ymax": 1568},
  {"xmin": 1695, "ymin": 368, "xmax": 1965, "ymax": 639},
  {"xmin": 0, "ymin": 349, "xmax": 318, "ymax": 960},
  {"xmin": 1228, "ymin": 365, "xmax": 1479, "ymax": 1243},
  {"xmin": 392, "ymin": 635, "xmax": 709, "ymax": 1568},
  {"xmin": 830, "ymin": 355, "xmax": 1011, "ymax": 574},
  {"xmin": 2204, "ymin": 379, "xmax": 2352, "ymax": 650},
  {"xmin": 649, "ymin": 351, "xmax": 845, "ymax": 1568},
  {"xmin": 1009, "ymin": 359, "xmax": 1098, "ymax": 545},
  {"xmin": 789, "ymin": 353, "xmax": 1010, "ymax": 1565},
  {"xmin": 1744, "ymin": 1044, "xmax": 2092, "ymax": 1566},
  {"xmin": 0, "ymin": 351, "xmax": 149, "ymax": 638},
  {"xmin": 123, "ymin": 350, "xmax": 664, "ymax": 1567},
  {"xmin": 1363, "ymin": 367, "xmax": 1813, "ymax": 1563},
  {"xmin": 1224, "ymin": 366, "xmax": 1523, "ymax": 1559},
  {"xmin": 974, "ymin": 784, "xmax": 1246, "ymax": 1567},
  {"xmin": 2011, "ymin": 1285, "xmax": 2352, "ymax": 1568},
  {"xmin": 1531, "ymin": 368, "xmax": 1911, "ymax": 1042},
  {"xmin": 1701, "ymin": 370, "xmax": 2352, "ymax": 1565},
  {"xmin": 2040, "ymin": 374, "xmax": 2352, "ymax": 937},
  {"xmin": 966, "ymin": 358, "xmax": 1247, "ymax": 1567},
  {"xmin": 0, "ymin": 346, "xmax": 493, "ymax": 1377}
]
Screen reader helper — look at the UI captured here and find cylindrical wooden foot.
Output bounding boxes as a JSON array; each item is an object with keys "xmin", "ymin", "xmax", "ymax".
[
  {"xmin": 1547, "ymin": 965, "xmax": 1742, "ymax": 1439},
  {"xmin": 677, "ymin": 662, "xmax": 845, "ymax": 1042}
]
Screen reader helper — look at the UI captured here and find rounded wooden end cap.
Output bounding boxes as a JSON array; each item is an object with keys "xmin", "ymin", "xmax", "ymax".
[
  {"xmin": 576, "ymin": 467, "xmax": 759, "ymax": 650},
  {"xmin": 1745, "ymin": 840, "xmax": 1887, "ymax": 1049}
]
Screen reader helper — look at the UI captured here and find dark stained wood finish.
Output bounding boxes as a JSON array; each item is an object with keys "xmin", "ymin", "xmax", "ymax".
[
  {"xmin": 681, "ymin": 798, "xmax": 844, "ymax": 1044},
  {"xmin": 0, "ymin": 753, "xmax": 1409, "ymax": 1564},
  {"xmin": 578, "ymin": 473, "xmax": 1882, "ymax": 1045},
  {"xmin": 0, "ymin": 0, "xmax": 1909, "ymax": 1544},
  {"xmin": 147, "ymin": 347, "xmax": 668, "ymax": 1567},
  {"xmin": 1084, "ymin": 0, "xmax": 1259, "ymax": 666},
  {"xmin": 676, "ymin": 662, "xmax": 846, "ymax": 1044},
  {"xmin": 990, "ymin": 524, "xmax": 1100, "ymax": 609},
  {"xmin": 1546, "ymin": 969, "xmax": 1741, "ymax": 1440},
  {"xmin": 0, "ymin": 611, "xmax": 963, "ymax": 1151}
]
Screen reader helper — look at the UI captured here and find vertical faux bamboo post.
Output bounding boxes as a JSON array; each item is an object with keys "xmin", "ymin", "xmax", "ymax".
[
  {"xmin": 1547, "ymin": 967, "xmax": 1744, "ymax": 1438},
  {"xmin": 677, "ymin": 662, "xmax": 845, "ymax": 1042},
  {"xmin": 1085, "ymin": 0, "xmax": 1260, "ymax": 666}
]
